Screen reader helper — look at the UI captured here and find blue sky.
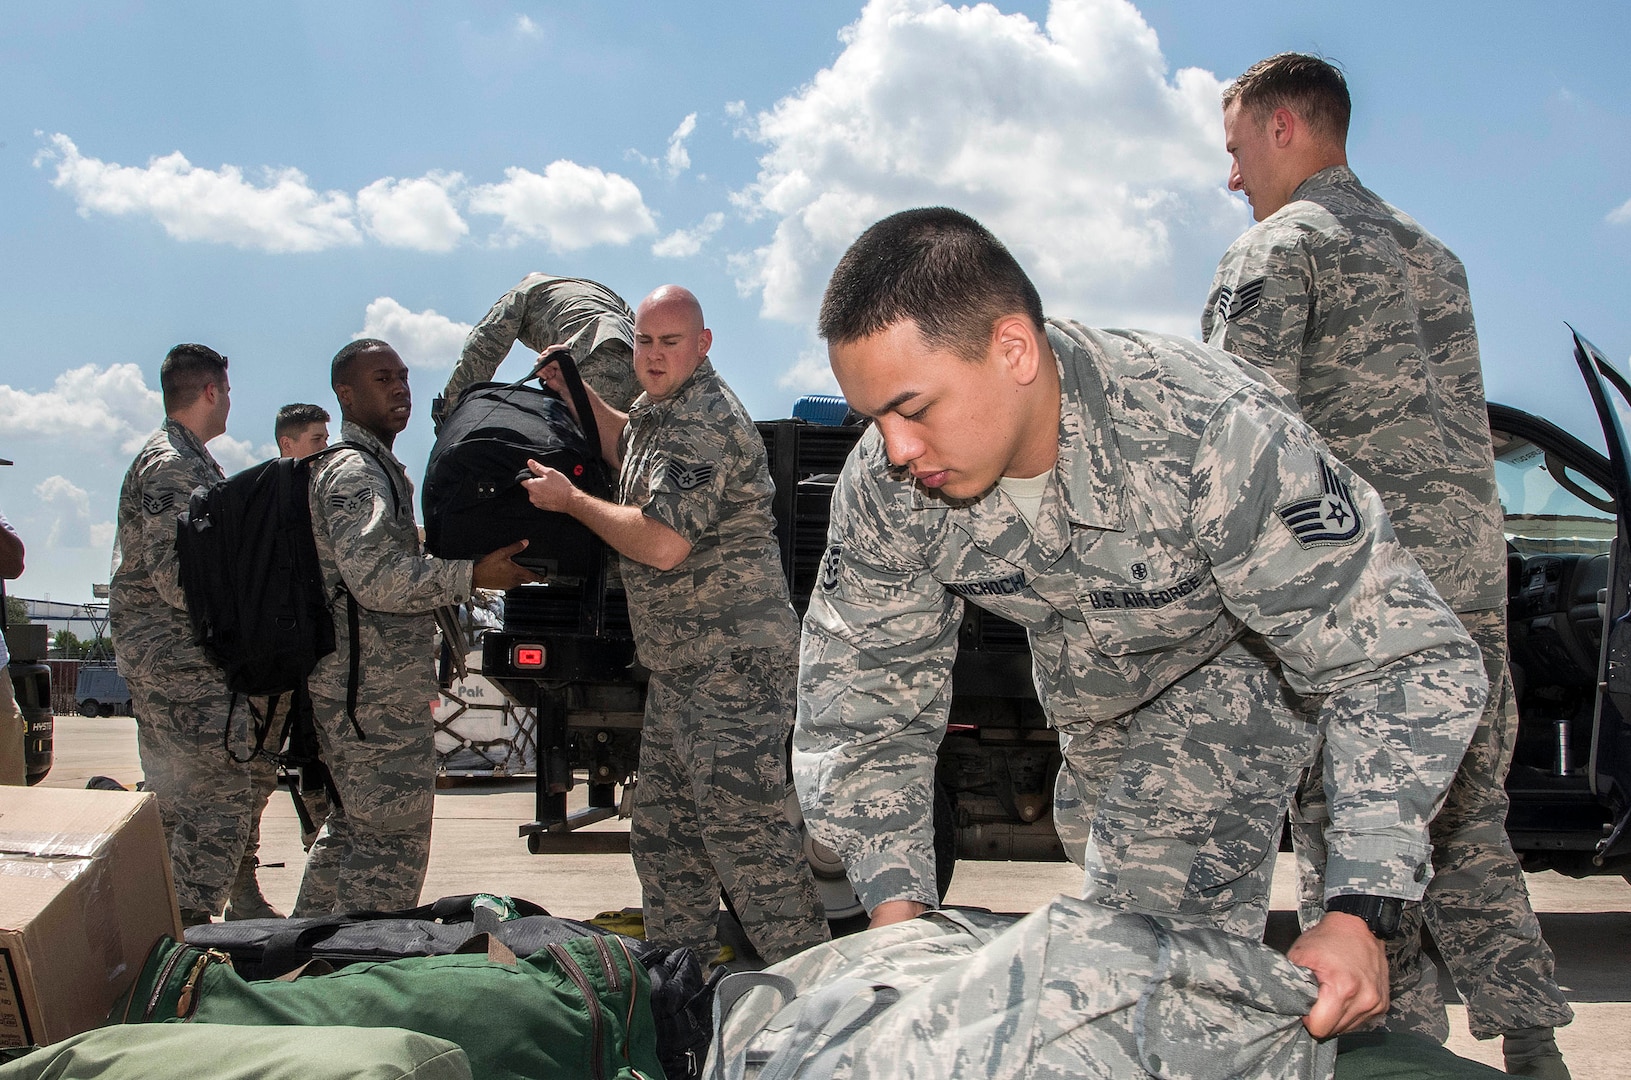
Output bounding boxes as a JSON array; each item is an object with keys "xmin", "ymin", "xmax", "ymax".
[{"xmin": 3, "ymin": 0, "xmax": 1629, "ymax": 604}]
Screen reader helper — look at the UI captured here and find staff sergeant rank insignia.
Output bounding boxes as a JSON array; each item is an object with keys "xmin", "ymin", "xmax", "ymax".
[
  {"xmin": 664, "ymin": 460, "xmax": 715, "ymax": 491},
  {"xmin": 1213, "ymin": 276, "xmax": 1266, "ymax": 324},
  {"xmin": 1277, "ymin": 457, "xmax": 1364, "ymax": 548},
  {"xmin": 141, "ymin": 491, "xmax": 176, "ymax": 516}
]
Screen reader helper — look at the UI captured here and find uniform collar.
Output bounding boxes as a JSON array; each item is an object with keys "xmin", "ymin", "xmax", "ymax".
[
  {"xmin": 628, "ymin": 358, "xmax": 715, "ymax": 418},
  {"xmin": 164, "ymin": 416, "xmax": 221, "ymax": 471},
  {"xmin": 338, "ymin": 419, "xmax": 402, "ymax": 465},
  {"xmin": 1289, "ymin": 164, "xmax": 1360, "ymax": 204},
  {"xmin": 1047, "ymin": 322, "xmax": 1127, "ymax": 533},
  {"xmin": 901, "ymin": 323, "xmax": 1126, "ymax": 562}
]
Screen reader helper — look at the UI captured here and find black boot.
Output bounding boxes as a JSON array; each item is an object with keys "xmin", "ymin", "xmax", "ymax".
[{"xmin": 1502, "ymin": 1027, "xmax": 1570, "ymax": 1079}]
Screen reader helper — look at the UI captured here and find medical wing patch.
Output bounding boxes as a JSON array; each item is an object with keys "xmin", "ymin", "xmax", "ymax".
[
  {"xmin": 1276, "ymin": 457, "xmax": 1364, "ymax": 548},
  {"xmin": 820, "ymin": 546, "xmax": 843, "ymax": 592},
  {"xmin": 141, "ymin": 490, "xmax": 176, "ymax": 516},
  {"xmin": 665, "ymin": 460, "xmax": 715, "ymax": 491},
  {"xmin": 1213, "ymin": 276, "xmax": 1266, "ymax": 324}
]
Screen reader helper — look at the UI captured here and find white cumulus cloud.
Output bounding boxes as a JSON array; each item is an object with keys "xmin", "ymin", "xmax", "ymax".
[
  {"xmin": 730, "ymin": 0, "xmax": 1242, "ymax": 334},
  {"xmin": 356, "ymin": 297, "xmax": 473, "ymax": 371},
  {"xmin": 208, "ymin": 434, "xmax": 278, "ymax": 473},
  {"xmin": 33, "ymin": 475, "xmax": 114, "ymax": 550},
  {"xmin": 1608, "ymin": 198, "xmax": 1631, "ymax": 225},
  {"xmin": 653, "ymin": 212, "xmax": 726, "ymax": 259},
  {"xmin": 666, "ymin": 113, "xmax": 698, "ymax": 177},
  {"xmin": 777, "ymin": 347, "xmax": 843, "ymax": 396},
  {"xmin": 35, "ymin": 132, "xmax": 362, "ymax": 253},
  {"xmin": 357, "ymin": 172, "xmax": 469, "ymax": 251},
  {"xmin": 515, "ymin": 14, "xmax": 540, "ymax": 36},
  {"xmin": 468, "ymin": 161, "xmax": 657, "ymax": 251},
  {"xmin": 0, "ymin": 363, "xmax": 163, "ymax": 453}
]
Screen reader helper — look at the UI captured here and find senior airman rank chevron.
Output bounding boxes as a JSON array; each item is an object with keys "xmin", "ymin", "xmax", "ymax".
[
  {"xmin": 329, "ymin": 487, "xmax": 377, "ymax": 513},
  {"xmin": 1276, "ymin": 457, "xmax": 1363, "ymax": 548},
  {"xmin": 665, "ymin": 460, "xmax": 715, "ymax": 491},
  {"xmin": 1213, "ymin": 276, "xmax": 1266, "ymax": 324}
]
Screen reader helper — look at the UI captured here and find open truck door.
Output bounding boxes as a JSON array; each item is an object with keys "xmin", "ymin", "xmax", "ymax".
[{"xmin": 1569, "ymin": 329, "xmax": 1631, "ymax": 871}]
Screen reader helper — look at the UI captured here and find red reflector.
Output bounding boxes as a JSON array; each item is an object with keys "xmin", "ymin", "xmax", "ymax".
[
  {"xmin": 513, "ymin": 645, "xmax": 546, "ymax": 668},
  {"xmin": 573, "ymin": 464, "xmax": 585, "ymax": 476}
]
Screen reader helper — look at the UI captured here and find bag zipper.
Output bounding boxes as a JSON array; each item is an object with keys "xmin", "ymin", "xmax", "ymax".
[
  {"xmin": 548, "ymin": 942, "xmax": 606, "ymax": 1080},
  {"xmin": 175, "ymin": 949, "xmax": 230, "ymax": 1019},
  {"xmin": 609, "ymin": 936, "xmax": 641, "ymax": 1067},
  {"xmin": 592, "ymin": 934, "xmax": 621, "ymax": 991},
  {"xmin": 133, "ymin": 942, "xmax": 193, "ymax": 1023}
]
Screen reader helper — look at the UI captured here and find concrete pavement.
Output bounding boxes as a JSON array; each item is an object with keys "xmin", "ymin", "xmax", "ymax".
[{"xmin": 39, "ymin": 714, "xmax": 1631, "ymax": 1078}]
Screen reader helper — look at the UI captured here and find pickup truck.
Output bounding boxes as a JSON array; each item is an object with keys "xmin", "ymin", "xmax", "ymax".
[{"xmin": 476, "ymin": 330, "xmax": 1631, "ymax": 914}]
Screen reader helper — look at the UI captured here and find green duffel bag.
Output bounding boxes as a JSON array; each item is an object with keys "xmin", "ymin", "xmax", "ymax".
[
  {"xmin": 110, "ymin": 933, "xmax": 665, "ymax": 1080},
  {"xmin": 0, "ymin": 1024, "xmax": 471, "ymax": 1080}
]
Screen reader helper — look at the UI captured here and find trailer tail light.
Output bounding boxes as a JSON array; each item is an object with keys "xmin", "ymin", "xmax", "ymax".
[{"xmin": 512, "ymin": 644, "xmax": 547, "ymax": 669}]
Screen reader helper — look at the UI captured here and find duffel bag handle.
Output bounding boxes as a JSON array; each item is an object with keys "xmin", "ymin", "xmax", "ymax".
[
  {"xmin": 453, "ymin": 931, "xmax": 519, "ymax": 967},
  {"xmin": 497, "ymin": 351, "xmax": 603, "ymax": 468},
  {"xmin": 545, "ymin": 352, "xmax": 603, "ymax": 471}
]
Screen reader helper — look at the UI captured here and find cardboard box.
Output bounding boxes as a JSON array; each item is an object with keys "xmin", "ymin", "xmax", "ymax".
[{"xmin": 0, "ymin": 787, "xmax": 182, "ymax": 1047}]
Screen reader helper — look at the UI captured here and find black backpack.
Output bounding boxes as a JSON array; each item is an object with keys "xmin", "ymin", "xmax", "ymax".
[
  {"xmin": 176, "ymin": 442, "xmax": 395, "ymax": 771},
  {"xmin": 421, "ymin": 354, "xmax": 612, "ymax": 584}
]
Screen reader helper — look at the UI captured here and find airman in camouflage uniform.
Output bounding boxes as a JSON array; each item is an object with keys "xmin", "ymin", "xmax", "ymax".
[
  {"xmin": 294, "ymin": 339, "xmax": 534, "ymax": 915},
  {"xmin": 1203, "ymin": 54, "xmax": 1572, "ymax": 1073},
  {"xmin": 798, "ymin": 208, "xmax": 1484, "ymax": 1039},
  {"xmin": 110, "ymin": 344, "xmax": 255, "ymax": 924},
  {"xmin": 524, "ymin": 286, "xmax": 828, "ymax": 965},
  {"xmin": 438, "ymin": 273, "xmax": 639, "ymax": 418}
]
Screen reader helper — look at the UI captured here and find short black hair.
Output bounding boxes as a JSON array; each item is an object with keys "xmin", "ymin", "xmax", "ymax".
[
  {"xmin": 1223, "ymin": 52, "xmax": 1351, "ymax": 147},
  {"xmin": 818, "ymin": 207, "xmax": 1045, "ymax": 361},
  {"xmin": 274, "ymin": 402, "xmax": 331, "ymax": 441},
  {"xmin": 159, "ymin": 343, "xmax": 229, "ymax": 412},
  {"xmin": 331, "ymin": 338, "xmax": 390, "ymax": 389}
]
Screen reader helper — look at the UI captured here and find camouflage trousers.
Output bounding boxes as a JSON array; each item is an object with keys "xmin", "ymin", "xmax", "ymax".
[
  {"xmin": 128, "ymin": 674, "xmax": 257, "ymax": 915},
  {"xmin": 293, "ymin": 697, "xmax": 435, "ymax": 916},
  {"xmin": 245, "ymin": 741, "xmax": 333, "ymax": 856},
  {"xmin": 581, "ymin": 340, "xmax": 639, "ymax": 414},
  {"xmin": 1293, "ymin": 609, "xmax": 1573, "ymax": 1040},
  {"xmin": 1053, "ymin": 644, "xmax": 1318, "ymax": 939},
  {"xmin": 633, "ymin": 648, "xmax": 830, "ymax": 965}
]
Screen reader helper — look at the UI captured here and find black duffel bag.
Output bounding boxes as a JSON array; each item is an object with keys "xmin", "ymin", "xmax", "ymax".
[
  {"xmin": 184, "ymin": 893, "xmax": 564, "ymax": 980},
  {"xmin": 185, "ymin": 894, "xmax": 721, "ymax": 1080},
  {"xmin": 422, "ymin": 354, "xmax": 612, "ymax": 583}
]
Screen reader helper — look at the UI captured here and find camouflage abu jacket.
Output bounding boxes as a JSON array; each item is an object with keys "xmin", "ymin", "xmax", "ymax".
[
  {"xmin": 442, "ymin": 273, "xmax": 638, "ymax": 412},
  {"xmin": 1203, "ymin": 165, "xmax": 1505, "ymax": 615},
  {"xmin": 618, "ymin": 358, "xmax": 799, "ymax": 672},
  {"xmin": 796, "ymin": 320, "xmax": 1484, "ymax": 913},
  {"xmin": 306, "ymin": 420, "xmax": 472, "ymax": 708},
  {"xmin": 109, "ymin": 418, "xmax": 224, "ymax": 679}
]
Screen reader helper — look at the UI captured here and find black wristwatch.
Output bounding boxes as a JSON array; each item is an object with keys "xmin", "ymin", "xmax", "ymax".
[{"xmin": 1324, "ymin": 894, "xmax": 1405, "ymax": 939}]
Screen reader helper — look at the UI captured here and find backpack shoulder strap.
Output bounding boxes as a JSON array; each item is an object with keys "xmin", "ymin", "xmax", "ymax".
[{"xmin": 300, "ymin": 441, "xmax": 396, "ymax": 741}]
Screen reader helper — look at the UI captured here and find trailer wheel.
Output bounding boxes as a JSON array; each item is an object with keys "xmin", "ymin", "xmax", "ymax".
[
  {"xmin": 526, "ymin": 832, "xmax": 544, "ymax": 855},
  {"xmin": 78, "ymin": 699, "xmax": 99, "ymax": 718},
  {"xmin": 98, "ymin": 701, "xmax": 116, "ymax": 717}
]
